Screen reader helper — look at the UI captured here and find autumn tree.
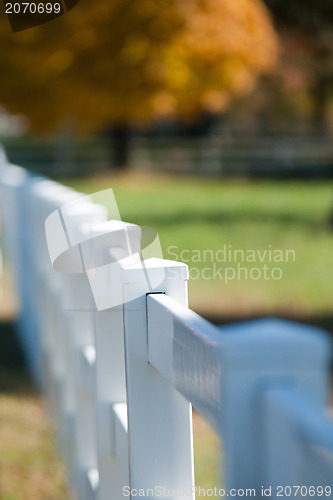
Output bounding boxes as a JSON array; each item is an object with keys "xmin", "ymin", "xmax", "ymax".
[{"xmin": 0, "ymin": 0, "xmax": 279, "ymax": 168}]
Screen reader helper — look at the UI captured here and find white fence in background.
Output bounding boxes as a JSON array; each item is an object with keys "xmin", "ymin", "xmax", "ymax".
[{"xmin": 0, "ymin": 150, "xmax": 333, "ymax": 500}]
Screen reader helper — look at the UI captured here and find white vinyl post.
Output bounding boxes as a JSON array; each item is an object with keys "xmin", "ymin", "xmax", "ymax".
[
  {"xmin": 93, "ymin": 301, "xmax": 129, "ymax": 500},
  {"xmin": 215, "ymin": 319, "xmax": 332, "ymax": 494},
  {"xmin": 259, "ymin": 385, "xmax": 333, "ymax": 493},
  {"xmin": 31, "ymin": 183, "xmax": 82, "ymax": 406},
  {"xmin": 121, "ymin": 257, "xmax": 194, "ymax": 499},
  {"xmin": 79, "ymin": 220, "xmax": 142, "ymax": 500},
  {"xmin": 41, "ymin": 195, "xmax": 110, "ymax": 499},
  {"xmin": 0, "ymin": 167, "xmax": 42, "ymax": 381},
  {"xmin": 53, "ymin": 202, "xmax": 108, "ymax": 499}
]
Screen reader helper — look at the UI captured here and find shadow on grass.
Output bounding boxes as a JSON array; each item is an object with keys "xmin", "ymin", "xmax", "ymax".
[
  {"xmin": 126, "ymin": 210, "xmax": 331, "ymax": 233},
  {"xmin": 206, "ymin": 311, "xmax": 333, "ymax": 335},
  {"xmin": 0, "ymin": 320, "xmax": 34, "ymax": 394}
]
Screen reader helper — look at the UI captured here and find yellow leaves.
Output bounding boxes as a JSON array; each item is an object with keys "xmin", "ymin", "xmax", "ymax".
[
  {"xmin": 46, "ymin": 50, "xmax": 74, "ymax": 73},
  {"xmin": 145, "ymin": 59, "xmax": 166, "ymax": 85},
  {"xmin": 180, "ymin": 0, "xmax": 279, "ymax": 71},
  {"xmin": 72, "ymin": 29, "xmax": 97, "ymax": 50},
  {"xmin": 0, "ymin": 0, "xmax": 280, "ymax": 132},
  {"xmin": 121, "ymin": 38, "xmax": 149, "ymax": 65},
  {"xmin": 165, "ymin": 0, "xmax": 280, "ymax": 117},
  {"xmin": 151, "ymin": 92, "xmax": 177, "ymax": 116},
  {"xmin": 202, "ymin": 90, "xmax": 230, "ymax": 113},
  {"xmin": 164, "ymin": 50, "xmax": 191, "ymax": 90}
]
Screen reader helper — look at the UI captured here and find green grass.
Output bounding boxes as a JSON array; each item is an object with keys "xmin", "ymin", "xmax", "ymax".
[
  {"xmin": 66, "ymin": 173, "xmax": 333, "ymax": 316},
  {"xmin": 0, "ymin": 321, "xmax": 68, "ymax": 500},
  {"xmin": 193, "ymin": 412, "xmax": 221, "ymax": 492},
  {"xmin": 0, "ymin": 394, "xmax": 68, "ymax": 500}
]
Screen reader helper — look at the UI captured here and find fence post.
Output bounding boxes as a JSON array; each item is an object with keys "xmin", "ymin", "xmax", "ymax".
[
  {"xmin": 0, "ymin": 167, "xmax": 34, "ymax": 371},
  {"xmin": 28, "ymin": 182, "xmax": 82, "ymax": 394},
  {"xmin": 216, "ymin": 318, "xmax": 332, "ymax": 495},
  {"xmin": 51, "ymin": 202, "xmax": 108, "ymax": 499},
  {"xmin": 78, "ymin": 220, "xmax": 143, "ymax": 500},
  {"xmin": 0, "ymin": 145, "xmax": 8, "ymax": 298},
  {"xmin": 121, "ymin": 257, "xmax": 194, "ymax": 499},
  {"xmin": 259, "ymin": 385, "xmax": 333, "ymax": 493},
  {"xmin": 40, "ymin": 194, "xmax": 110, "ymax": 499}
]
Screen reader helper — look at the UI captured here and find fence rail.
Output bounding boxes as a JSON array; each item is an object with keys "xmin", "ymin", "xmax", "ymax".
[
  {"xmin": 0, "ymin": 148, "xmax": 333, "ymax": 499},
  {"xmin": 2, "ymin": 135, "xmax": 333, "ymax": 178}
]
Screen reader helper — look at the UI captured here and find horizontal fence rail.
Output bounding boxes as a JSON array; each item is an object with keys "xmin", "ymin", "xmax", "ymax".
[
  {"xmin": 0, "ymin": 149, "xmax": 333, "ymax": 499},
  {"xmin": 2, "ymin": 136, "xmax": 333, "ymax": 179}
]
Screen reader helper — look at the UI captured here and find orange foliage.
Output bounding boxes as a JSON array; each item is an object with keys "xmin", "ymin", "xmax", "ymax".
[{"xmin": 0, "ymin": 0, "xmax": 279, "ymax": 132}]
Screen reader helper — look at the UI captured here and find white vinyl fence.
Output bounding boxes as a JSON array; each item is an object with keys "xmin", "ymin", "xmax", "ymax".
[{"xmin": 0, "ymin": 150, "xmax": 333, "ymax": 500}]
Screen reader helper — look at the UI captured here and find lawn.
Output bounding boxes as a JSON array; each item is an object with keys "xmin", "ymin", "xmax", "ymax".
[
  {"xmin": 0, "ymin": 318, "xmax": 68, "ymax": 500},
  {"xmin": 67, "ymin": 173, "xmax": 333, "ymax": 317}
]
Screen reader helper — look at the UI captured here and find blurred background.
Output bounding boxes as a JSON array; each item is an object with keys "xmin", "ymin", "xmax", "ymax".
[{"xmin": 0, "ymin": 0, "xmax": 332, "ymax": 498}]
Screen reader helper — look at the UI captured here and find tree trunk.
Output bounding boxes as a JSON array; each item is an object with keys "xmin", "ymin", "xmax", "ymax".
[
  {"xmin": 110, "ymin": 125, "xmax": 131, "ymax": 170},
  {"xmin": 311, "ymin": 73, "xmax": 330, "ymax": 137}
]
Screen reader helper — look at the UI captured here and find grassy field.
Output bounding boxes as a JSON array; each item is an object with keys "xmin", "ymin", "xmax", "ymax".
[
  {"xmin": 67, "ymin": 173, "xmax": 333, "ymax": 317},
  {"xmin": 0, "ymin": 322, "xmax": 68, "ymax": 500}
]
